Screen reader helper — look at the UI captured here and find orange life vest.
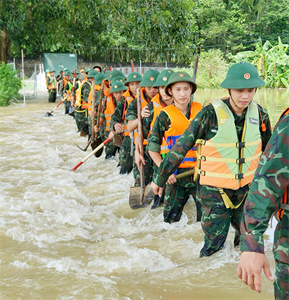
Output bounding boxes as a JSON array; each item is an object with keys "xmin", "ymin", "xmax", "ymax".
[
  {"xmin": 104, "ymin": 95, "xmax": 116, "ymax": 132},
  {"xmin": 161, "ymin": 102, "xmax": 202, "ymax": 168},
  {"xmin": 75, "ymin": 80, "xmax": 91, "ymax": 109},
  {"xmin": 103, "ymin": 81, "xmax": 111, "ymax": 97},
  {"xmin": 277, "ymin": 107, "xmax": 289, "ymax": 220},
  {"xmin": 195, "ymin": 100, "xmax": 262, "ymax": 190},
  {"xmin": 149, "ymin": 94, "xmax": 166, "ymax": 135},
  {"xmin": 65, "ymin": 82, "xmax": 73, "ymax": 102},
  {"xmin": 123, "ymin": 89, "xmax": 135, "ymax": 137},
  {"xmin": 87, "ymin": 84, "xmax": 101, "ymax": 112}
]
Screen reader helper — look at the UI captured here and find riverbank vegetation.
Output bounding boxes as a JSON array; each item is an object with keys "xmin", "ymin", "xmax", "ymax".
[{"xmin": 0, "ymin": 63, "xmax": 22, "ymax": 106}]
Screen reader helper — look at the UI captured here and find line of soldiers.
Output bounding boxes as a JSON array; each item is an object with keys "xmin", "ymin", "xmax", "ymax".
[{"xmin": 50, "ymin": 62, "xmax": 288, "ymax": 299}]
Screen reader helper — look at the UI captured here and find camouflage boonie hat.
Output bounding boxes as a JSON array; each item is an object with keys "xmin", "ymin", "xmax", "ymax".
[
  {"xmin": 125, "ymin": 72, "xmax": 142, "ymax": 86},
  {"xmin": 153, "ymin": 69, "xmax": 174, "ymax": 87},
  {"xmin": 94, "ymin": 73, "xmax": 106, "ymax": 85},
  {"xmin": 110, "ymin": 80, "xmax": 128, "ymax": 93},
  {"xmin": 220, "ymin": 62, "xmax": 265, "ymax": 89},
  {"xmin": 139, "ymin": 70, "xmax": 160, "ymax": 87},
  {"xmin": 165, "ymin": 71, "xmax": 197, "ymax": 96}
]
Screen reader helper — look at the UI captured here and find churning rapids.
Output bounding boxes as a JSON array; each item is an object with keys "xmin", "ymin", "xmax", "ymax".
[{"xmin": 1, "ymin": 88, "xmax": 288, "ymax": 300}]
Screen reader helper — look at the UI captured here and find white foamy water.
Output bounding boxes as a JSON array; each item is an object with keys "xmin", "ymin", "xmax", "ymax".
[{"xmin": 1, "ymin": 91, "xmax": 285, "ymax": 300}]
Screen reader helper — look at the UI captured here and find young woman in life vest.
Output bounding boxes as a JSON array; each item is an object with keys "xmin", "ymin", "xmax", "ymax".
[
  {"xmin": 148, "ymin": 71, "xmax": 202, "ymax": 221},
  {"xmin": 109, "ymin": 72, "xmax": 142, "ymax": 175},
  {"xmin": 126, "ymin": 69, "xmax": 160, "ymax": 187},
  {"xmin": 151, "ymin": 62, "xmax": 272, "ymax": 257},
  {"xmin": 96, "ymin": 80, "xmax": 126, "ymax": 159},
  {"xmin": 238, "ymin": 107, "xmax": 289, "ymax": 298},
  {"xmin": 136, "ymin": 69, "xmax": 174, "ymax": 209}
]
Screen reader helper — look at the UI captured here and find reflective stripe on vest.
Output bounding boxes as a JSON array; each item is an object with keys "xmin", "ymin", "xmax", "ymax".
[
  {"xmin": 104, "ymin": 95, "xmax": 115, "ymax": 132},
  {"xmin": 276, "ymin": 107, "xmax": 289, "ymax": 220},
  {"xmin": 196, "ymin": 100, "xmax": 262, "ymax": 190},
  {"xmin": 161, "ymin": 102, "xmax": 202, "ymax": 168}
]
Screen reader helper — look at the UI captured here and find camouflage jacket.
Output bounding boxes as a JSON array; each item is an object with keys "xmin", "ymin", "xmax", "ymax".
[
  {"xmin": 125, "ymin": 90, "xmax": 152, "ymax": 122},
  {"xmin": 110, "ymin": 97, "xmax": 127, "ymax": 131},
  {"xmin": 240, "ymin": 111, "xmax": 289, "ymax": 264},
  {"xmin": 153, "ymin": 98, "xmax": 272, "ymax": 188},
  {"xmin": 81, "ymin": 82, "xmax": 91, "ymax": 103},
  {"xmin": 142, "ymin": 96, "xmax": 166, "ymax": 139}
]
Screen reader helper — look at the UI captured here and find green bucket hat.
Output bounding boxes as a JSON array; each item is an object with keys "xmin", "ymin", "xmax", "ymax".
[
  {"xmin": 108, "ymin": 70, "xmax": 125, "ymax": 82},
  {"xmin": 71, "ymin": 69, "xmax": 80, "ymax": 74},
  {"xmin": 110, "ymin": 80, "xmax": 128, "ymax": 93},
  {"xmin": 78, "ymin": 73, "xmax": 86, "ymax": 80},
  {"xmin": 94, "ymin": 73, "xmax": 106, "ymax": 85},
  {"xmin": 125, "ymin": 72, "xmax": 142, "ymax": 86},
  {"xmin": 153, "ymin": 69, "xmax": 174, "ymax": 87},
  {"xmin": 64, "ymin": 70, "xmax": 71, "ymax": 76},
  {"xmin": 50, "ymin": 69, "xmax": 55, "ymax": 73},
  {"xmin": 69, "ymin": 75, "xmax": 74, "ymax": 80},
  {"xmin": 139, "ymin": 70, "xmax": 160, "ymax": 87},
  {"xmin": 87, "ymin": 69, "xmax": 97, "ymax": 78},
  {"xmin": 113, "ymin": 75, "xmax": 126, "ymax": 83},
  {"xmin": 165, "ymin": 71, "xmax": 197, "ymax": 96},
  {"xmin": 220, "ymin": 62, "xmax": 265, "ymax": 89}
]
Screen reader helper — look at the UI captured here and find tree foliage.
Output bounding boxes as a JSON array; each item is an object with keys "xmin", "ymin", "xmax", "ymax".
[
  {"xmin": 0, "ymin": 0, "xmax": 288, "ymax": 64},
  {"xmin": 0, "ymin": 63, "xmax": 22, "ymax": 106}
]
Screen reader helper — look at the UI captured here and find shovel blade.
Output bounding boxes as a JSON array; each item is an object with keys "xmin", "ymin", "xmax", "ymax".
[
  {"xmin": 91, "ymin": 136, "xmax": 103, "ymax": 157},
  {"xmin": 129, "ymin": 185, "xmax": 154, "ymax": 210},
  {"xmin": 45, "ymin": 112, "xmax": 53, "ymax": 117}
]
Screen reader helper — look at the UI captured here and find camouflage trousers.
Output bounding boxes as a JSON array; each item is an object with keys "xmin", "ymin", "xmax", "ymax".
[
  {"xmin": 164, "ymin": 182, "xmax": 201, "ymax": 223},
  {"xmin": 74, "ymin": 107, "xmax": 88, "ymax": 134},
  {"xmin": 197, "ymin": 184, "xmax": 248, "ymax": 257},
  {"xmin": 48, "ymin": 89, "xmax": 56, "ymax": 102},
  {"xmin": 274, "ymin": 260, "xmax": 289, "ymax": 300},
  {"xmin": 119, "ymin": 136, "xmax": 133, "ymax": 174},
  {"xmin": 133, "ymin": 145, "xmax": 153, "ymax": 187},
  {"xmin": 104, "ymin": 130, "xmax": 119, "ymax": 159},
  {"xmin": 64, "ymin": 100, "xmax": 73, "ymax": 115}
]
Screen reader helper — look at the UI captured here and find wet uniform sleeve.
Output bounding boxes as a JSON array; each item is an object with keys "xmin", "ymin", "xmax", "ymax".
[
  {"xmin": 125, "ymin": 99, "xmax": 137, "ymax": 122},
  {"xmin": 110, "ymin": 98, "xmax": 125, "ymax": 130},
  {"xmin": 147, "ymin": 111, "xmax": 170, "ymax": 153},
  {"xmin": 240, "ymin": 114, "xmax": 289, "ymax": 254},
  {"xmin": 258, "ymin": 104, "xmax": 272, "ymax": 151},
  {"xmin": 152, "ymin": 106, "xmax": 211, "ymax": 187},
  {"xmin": 142, "ymin": 102, "xmax": 154, "ymax": 139},
  {"xmin": 82, "ymin": 83, "xmax": 91, "ymax": 102}
]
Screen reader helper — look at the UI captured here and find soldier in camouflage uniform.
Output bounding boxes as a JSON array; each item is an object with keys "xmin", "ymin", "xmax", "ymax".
[
  {"xmin": 126, "ymin": 70, "xmax": 159, "ymax": 187},
  {"xmin": 73, "ymin": 73, "xmax": 91, "ymax": 136},
  {"xmin": 96, "ymin": 80, "xmax": 126, "ymax": 159},
  {"xmin": 237, "ymin": 107, "xmax": 289, "ymax": 300},
  {"xmin": 148, "ymin": 71, "xmax": 203, "ymax": 217},
  {"xmin": 87, "ymin": 72, "xmax": 105, "ymax": 139},
  {"xmin": 46, "ymin": 70, "xmax": 57, "ymax": 102},
  {"xmin": 109, "ymin": 72, "xmax": 142, "ymax": 174},
  {"xmin": 151, "ymin": 62, "xmax": 272, "ymax": 257}
]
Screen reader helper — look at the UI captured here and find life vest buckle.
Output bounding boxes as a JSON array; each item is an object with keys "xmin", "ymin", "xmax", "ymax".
[
  {"xmin": 236, "ymin": 158, "xmax": 245, "ymax": 164},
  {"xmin": 236, "ymin": 142, "xmax": 245, "ymax": 148},
  {"xmin": 200, "ymin": 170, "xmax": 206, "ymax": 176},
  {"xmin": 235, "ymin": 173, "xmax": 244, "ymax": 180},
  {"xmin": 201, "ymin": 155, "xmax": 206, "ymax": 161}
]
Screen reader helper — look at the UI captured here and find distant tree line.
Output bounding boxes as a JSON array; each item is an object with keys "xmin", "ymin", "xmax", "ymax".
[{"xmin": 0, "ymin": 0, "xmax": 288, "ymax": 64}]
